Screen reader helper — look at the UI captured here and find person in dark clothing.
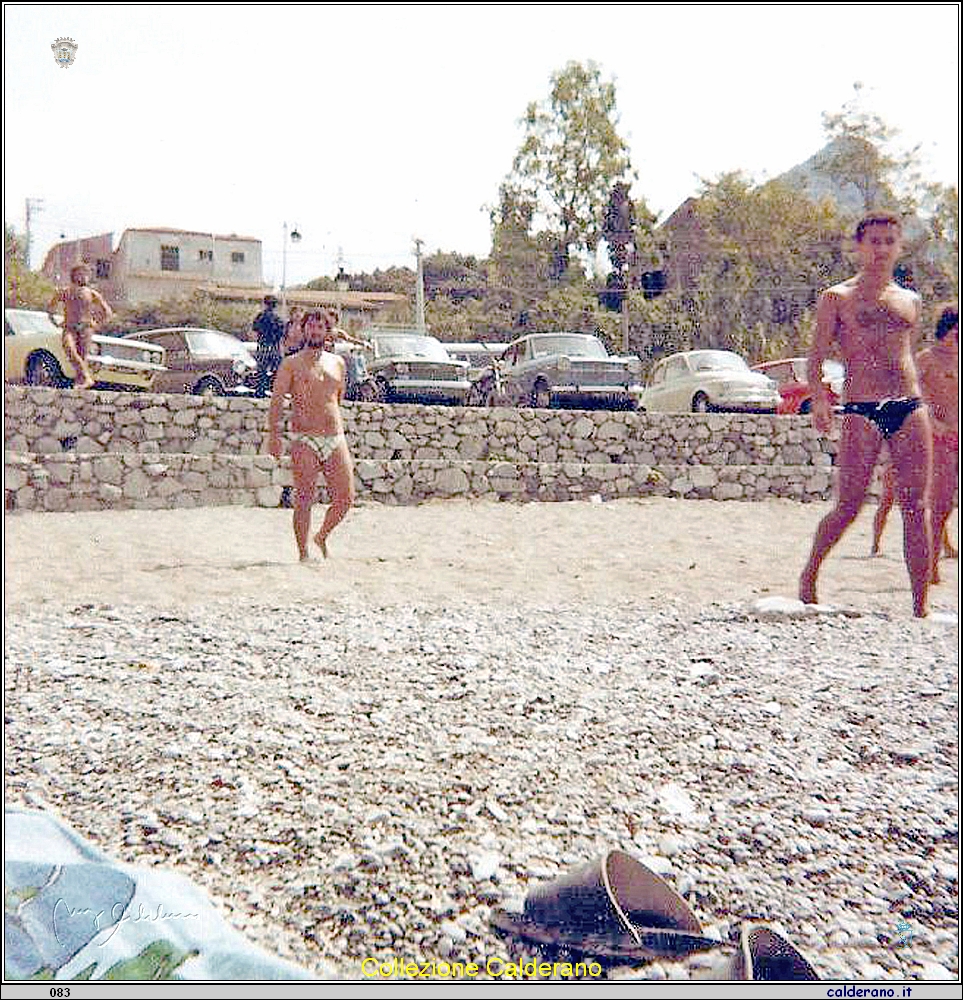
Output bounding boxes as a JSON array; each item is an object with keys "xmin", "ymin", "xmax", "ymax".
[{"xmin": 252, "ymin": 295, "xmax": 285, "ymax": 397}]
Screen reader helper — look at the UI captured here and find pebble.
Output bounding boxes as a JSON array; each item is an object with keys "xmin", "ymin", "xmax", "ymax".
[{"xmin": 4, "ymin": 594, "xmax": 957, "ymax": 981}]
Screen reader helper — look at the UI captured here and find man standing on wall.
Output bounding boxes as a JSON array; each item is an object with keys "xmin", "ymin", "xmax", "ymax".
[
  {"xmin": 252, "ymin": 295, "xmax": 285, "ymax": 397},
  {"xmin": 47, "ymin": 263, "xmax": 113, "ymax": 389},
  {"xmin": 799, "ymin": 213, "xmax": 932, "ymax": 617}
]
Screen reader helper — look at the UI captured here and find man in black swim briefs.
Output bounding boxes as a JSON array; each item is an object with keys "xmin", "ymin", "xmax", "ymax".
[{"xmin": 799, "ymin": 213, "xmax": 933, "ymax": 617}]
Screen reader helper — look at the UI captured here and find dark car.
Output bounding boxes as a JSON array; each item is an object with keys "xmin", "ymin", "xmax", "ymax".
[
  {"xmin": 361, "ymin": 329, "xmax": 471, "ymax": 404},
  {"xmin": 125, "ymin": 327, "xmax": 257, "ymax": 396},
  {"xmin": 472, "ymin": 331, "xmax": 643, "ymax": 410}
]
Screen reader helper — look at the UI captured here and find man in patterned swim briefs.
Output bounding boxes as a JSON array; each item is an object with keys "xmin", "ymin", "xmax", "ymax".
[
  {"xmin": 799, "ymin": 213, "xmax": 933, "ymax": 617},
  {"xmin": 267, "ymin": 310, "xmax": 355, "ymax": 561}
]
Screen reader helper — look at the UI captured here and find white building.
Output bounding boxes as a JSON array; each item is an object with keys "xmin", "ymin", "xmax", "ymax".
[{"xmin": 42, "ymin": 228, "xmax": 263, "ymax": 305}]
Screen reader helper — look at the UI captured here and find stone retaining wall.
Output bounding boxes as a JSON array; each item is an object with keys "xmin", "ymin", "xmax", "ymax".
[
  {"xmin": 5, "ymin": 386, "xmax": 834, "ymax": 465},
  {"xmin": 4, "ymin": 386, "xmax": 841, "ymax": 511}
]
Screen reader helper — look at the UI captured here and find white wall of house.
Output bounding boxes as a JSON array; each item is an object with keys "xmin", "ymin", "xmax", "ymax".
[{"xmin": 111, "ymin": 230, "xmax": 263, "ymax": 304}]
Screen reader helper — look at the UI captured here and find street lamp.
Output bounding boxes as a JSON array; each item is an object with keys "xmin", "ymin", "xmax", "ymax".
[{"xmin": 280, "ymin": 222, "xmax": 301, "ymax": 313}]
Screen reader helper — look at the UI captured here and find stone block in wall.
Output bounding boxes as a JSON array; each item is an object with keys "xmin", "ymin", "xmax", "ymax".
[
  {"xmin": 122, "ymin": 469, "xmax": 150, "ymax": 500},
  {"xmin": 457, "ymin": 436, "xmax": 487, "ymax": 461},
  {"xmin": 434, "ymin": 467, "xmax": 469, "ymax": 497},
  {"xmin": 188, "ymin": 439, "xmax": 218, "ymax": 455},
  {"xmin": 34, "ymin": 436, "xmax": 63, "ymax": 454},
  {"xmin": 75, "ymin": 437, "xmax": 104, "ymax": 454},
  {"xmin": 15, "ymin": 486, "xmax": 35, "ymax": 509},
  {"xmin": 6, "ymin": 466, "xmax": 29, "ymax": 490},
  {"xmin": 256, "ymin": 485, "xmax": 281, "ymax": 507},
  {"xmin": 98, "ymin": 483, "xmax": 123, "ymax": 505},
  {"xmin": 713, "ymin": 481, "xmax": 745, "ymax": 500}
]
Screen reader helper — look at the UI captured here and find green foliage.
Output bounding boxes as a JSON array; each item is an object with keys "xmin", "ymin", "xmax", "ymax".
[
  {"xmin": 100, "ymin": 291, "xmax": 257, "ymax": 339},
  {"xmin": 678, "ymin": 173, "xmax": 848, "ymax": 359},
  {"xmin": 508, "ymin": 61, "xmax": 633, "ymax": 264},
  {"xmin": 5, "ymin": 225, "xmax": 56, "ymax": 309}
]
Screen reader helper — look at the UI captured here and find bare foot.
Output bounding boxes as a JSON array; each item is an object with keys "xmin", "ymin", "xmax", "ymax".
[{"xmin": 313, "ymin": 532, "xmax": 328, "ymax": 558}]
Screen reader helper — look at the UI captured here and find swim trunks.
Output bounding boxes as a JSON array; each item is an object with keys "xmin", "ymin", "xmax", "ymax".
[
  {"xmin": 841, "ymin": 398, "xmax": 922, "ymax": 439},
  {"xmin": 292, "ymin": 432, "xmax": 344, "ymax": 463}
]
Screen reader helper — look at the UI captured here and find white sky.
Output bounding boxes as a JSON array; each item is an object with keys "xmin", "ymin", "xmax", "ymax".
[{"xmin": 4, "ymin": 3, "xmax": 959, "ymax": 287}]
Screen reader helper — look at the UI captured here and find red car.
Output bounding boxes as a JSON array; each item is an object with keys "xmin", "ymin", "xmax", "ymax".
[{"xmin": 753, "ymin": 358, "xmax": 844, "ymax": 415}]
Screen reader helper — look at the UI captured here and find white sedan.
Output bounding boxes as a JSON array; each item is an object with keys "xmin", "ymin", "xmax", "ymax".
[{"xmin": 638, "ymin": 350, "xmax": 780, "ymax": 413}]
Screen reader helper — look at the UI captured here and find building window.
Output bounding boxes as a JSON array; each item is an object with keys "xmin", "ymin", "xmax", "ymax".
[
  {"xmin": 95, "ymin": 259, "xmax": 111, "ymax": 279},
  {"xmin": 160, "ymin": 245, "xmax": 180, "ymax": 271},
  {"xmin": 231, "ymin": 251, "xmax": 245, "ymax": 264},
  {"xmin": 198, "ymin": 249, "xmax": 213, "ymax": 262}
]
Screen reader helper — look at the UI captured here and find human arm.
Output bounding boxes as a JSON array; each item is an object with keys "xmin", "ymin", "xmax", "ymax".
[
  {"xmin": 808, "ymin": 290, "xmax": 839, "ymax": 435},
  {"xmin": 267, "ymin": 360, "xmax": 292, "ymax": 458},
  {"xmin": 47, "ymin": 288, "xmax": 64, "ymax": 324},
  {"xmin": 90, "ymin": 289, "xmax": 113, "ymax": 325},
  {"xmin": 333, "ymin": 327, "xmax": 372, "ymax": 349}
]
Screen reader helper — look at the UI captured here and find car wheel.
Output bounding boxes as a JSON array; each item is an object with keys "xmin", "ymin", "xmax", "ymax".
[
  {"xmin": 531, "ymin": 381, "xmax": 552, "ymax": 409},
  {"xmin": 26, "ymin": 352, "xmax": 68, "ymax": 388},
  {"xmin": 193, "ymin": 376, "xmax": 224, "ymax": 397},
  {"xmin": 799, "ymin": 398, "xmax": 812, "ymax": 415},
  {"xmin": 691, "ymin": 392, "xmax": 711, "ymax": 413}
]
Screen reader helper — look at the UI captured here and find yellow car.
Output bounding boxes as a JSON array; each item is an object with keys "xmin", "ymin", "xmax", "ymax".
[{"xmin": 4, "ymin": 309, "xmax": 166, "ymax": 391}]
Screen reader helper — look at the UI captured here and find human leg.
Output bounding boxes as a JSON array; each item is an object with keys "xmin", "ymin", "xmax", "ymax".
[
  {"xmin": 887, "ymin": 408, "xmax": 933, "ymax": 616},
  {"xmin": 290, "ymin": 442, "xmax": 322, "ymax": 561},
  {"xmin": 929, "ymin": 438, "xmax": 958, "ymax": 583},
  {"xmin": 314, "ymin": 440, "xmax": 356, "ymax": 556},
  {"xmin": 62, "ymin": 328, "xmax": 95, "ymax": 389},
  {"xmin": 870, "ymin": 459, "xmax": 896, "ymax": 555},
  {"xmin": 799, "ymin": 415, "xmax": 882, "ymax": 604}
]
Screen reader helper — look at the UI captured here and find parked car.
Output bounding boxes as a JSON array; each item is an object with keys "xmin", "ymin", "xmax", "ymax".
[
  {"xmin": 361, "ymin": 329, "xmax": 471, "ymax": 404},
  {"xmin": 124, "ymin": 327, "xmax": 257, "ymax": 396},
  {"xmin": 470, "ymin": 331, "xmax": 643, "ymax": 410},
  {"xmin": 332, "ymin": 344, "xmax": 381, "ymax": 402},
  {"xmin": 638, "ymin": 349, "xmax": 780, "ymax": 413},
  {"xmin": 752, "ymin": 357, "xmax": 845, "ymax": 414},
  {"xmin": 4, "ymin": 308, "xmax": 166, "ymax": 390}
]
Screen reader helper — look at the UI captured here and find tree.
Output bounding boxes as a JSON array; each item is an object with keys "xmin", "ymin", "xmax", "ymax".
[
  {"xmin": 5, "ymin": 225, "xmax": 56, "ymax": 309},
  {"xmin": 507, "ymin": 61, "xmax": 633, "ymax": 270}
]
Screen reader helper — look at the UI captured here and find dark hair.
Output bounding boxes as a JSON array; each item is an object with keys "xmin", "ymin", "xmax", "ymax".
[
  {"xmin": 854, "ymin": 213, "xmax": 902, "ymax": 242},
  {"xmin": 935, "ymin": 304, "xmax": 958, "ymax": 341},
  {"xmin": 264, "ymin": 295, "xmax": 278, "ymax": 308},
  {"xmin": 301, "ymin": 310, "xmax": 327, "ymax": 332}
]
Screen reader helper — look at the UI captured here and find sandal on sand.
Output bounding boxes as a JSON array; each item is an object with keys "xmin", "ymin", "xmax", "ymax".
[
  {"xmin": 722, "ymin": 923, "xmax": 819, "ymax": 981},
  {"xmin": 490, "ymin": 850, "xmax": 718, "ymax": 962}
]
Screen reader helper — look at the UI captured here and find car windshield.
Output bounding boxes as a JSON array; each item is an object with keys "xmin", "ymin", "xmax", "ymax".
[
  {"xmin": 372, "ymin": 335, "xmax": 451, "ymax": 361},
  {"xmin": 530, "ymin": 335, "xmax": 608, "ymax": 359},
  {"xmin": 691, "ymin": 351, "xmax": 750, "ymax": 373},
  {"xmin": 185, "ymin": 330, "xmax": 251, "ymax": 358},
  {"xmin": 6, "ymin": 310, "xmax": 61, "ymax": 336}
]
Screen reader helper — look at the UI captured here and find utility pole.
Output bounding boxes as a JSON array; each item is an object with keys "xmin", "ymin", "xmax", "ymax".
[
  {"xmin": 25, "ymin": 198, "xmax": 44, "ymax": 270},
  {"xmin": 413, "ymin": 237, "xmax": 426, "ymax": 332}
]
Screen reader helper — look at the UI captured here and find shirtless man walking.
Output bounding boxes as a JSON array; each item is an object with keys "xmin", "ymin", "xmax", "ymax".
[
  {"xmin": 871, "ymin": 305, "xmax": 958, "ymax": 571},
  {"xmin": 47, "ymin": 263, "xmax": 113, "ymax": 389},
  {"xmin": 267, "ymin": 310, "xmax": 356, "ymax": 561},
  {"xmin": 799, "ymin": 213, "xmax": 933, "ymax": 617}
]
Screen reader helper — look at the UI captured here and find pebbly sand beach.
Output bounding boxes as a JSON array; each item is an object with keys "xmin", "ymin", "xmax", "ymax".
[{"xmin": 4, "ymin": 497, "xmax": 959, "ymax": 981}]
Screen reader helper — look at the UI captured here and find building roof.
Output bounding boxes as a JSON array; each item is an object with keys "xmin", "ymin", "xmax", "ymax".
[
  {"xmin": 122, "ymin": 227, "xmax": 261, "ymax": 243},
  {"xmin": 197, "ymin": 285, "xmax": 405, "ymax": 307}
]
